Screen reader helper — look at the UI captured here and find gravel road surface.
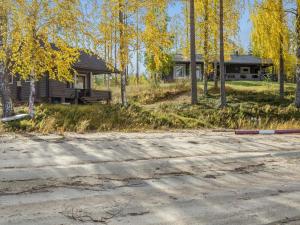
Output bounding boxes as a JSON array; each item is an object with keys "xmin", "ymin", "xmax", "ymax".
[{"xmin": 1, "ymin": 131, "xmax": 300, "ymax": 225}]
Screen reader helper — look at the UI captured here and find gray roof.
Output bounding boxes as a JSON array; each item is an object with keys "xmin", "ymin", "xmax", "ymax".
[
  {"xmin": 74, "ymin": 51, "xmax": 117, "ymax": 74},
  {"xmin": 225, "ymin": 55, "xmax": 273, "ymax": 65},
  {"xmin": 49, "ymin": 43, "xmax": 117, "ymax": 74},
  {"xmin": 173, "ymin": 53, "xmax": 272, "ymax": 65},
  {"xmin": 174, "ymin": 54, "xmax": 203, "ymax": 63}
]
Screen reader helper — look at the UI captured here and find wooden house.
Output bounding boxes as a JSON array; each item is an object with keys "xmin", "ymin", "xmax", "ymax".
[
  {"xmin": 167, "ymin": 53, "xmax": 273, "ymax": 82},
  {"xmin": 224, "ymin": 54, "xmax": 273, "ymax": 81},
  {"xmin": 8, "ymin": 51, "xmax": 115, "ymax": 104},
  {"xmin": 164, "ymin": 54, "xmax": 204, "ymax": 82}
]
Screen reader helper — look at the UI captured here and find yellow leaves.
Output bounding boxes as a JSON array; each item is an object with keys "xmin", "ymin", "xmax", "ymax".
[
  {"xmin": 5, "ymin": 0, "xmax": 81, "ymax": 82},
  {"xmin": 251, "ymin": 0, "xmax": 290, "ymax": 68},
  {"xmin": 142, "ymin": 0, "xmax": 172, "ymax": 74},
  {"xmin": 181, "ymin": 0, "xmax": 240, "ymax": 61}
]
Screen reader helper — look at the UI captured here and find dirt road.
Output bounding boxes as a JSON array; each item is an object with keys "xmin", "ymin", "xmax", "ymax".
[{"xmin": 1, "ymin": 131, "xmax": 300, "ymax": 225}]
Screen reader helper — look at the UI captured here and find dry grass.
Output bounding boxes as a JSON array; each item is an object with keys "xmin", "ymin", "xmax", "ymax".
[{"xmin": 2, "ymin": 81, "xmax": 299, "ymax": 133}]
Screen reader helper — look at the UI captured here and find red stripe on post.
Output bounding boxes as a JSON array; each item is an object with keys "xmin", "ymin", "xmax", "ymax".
[
  {"xmin": 275, "ymin": 129, "xmax": 300, "ymax": 134},
  {"xmin": 235, "ymin": 130, "xmax": 259, "ymax": 135}
]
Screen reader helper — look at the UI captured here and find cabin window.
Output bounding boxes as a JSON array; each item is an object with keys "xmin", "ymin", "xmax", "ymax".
[
  {"xmin": 240, "ymin": 67, "xmax": 250, "ymax": 74},
  {"xmin": 75, "ymin": 74, "xmax": 87, "ymax": 89},
  {"xmin": 226, "ymin": 65, "xmax": 239, "ymax": 73},
  {"xmin": 196, "ymin": 65, "xmax": 202, "ymax": 79},
  {"xmin": 240, "ymin": 74, "xmax": 247, "ymax": 79},
  {"xmin": 252, "ymin": 75, "xmax": 259, "ymax": 79},
  {"xmin": 174, "ymin": 65, "xmax": 186, "ymax": 78},
  {"xmin": 227, "ymin": 74, "xmax": 235, "ymax": 79},
  {"xmin": 67, "ymin": 82, "xmax": 74, "ymax": 89}
]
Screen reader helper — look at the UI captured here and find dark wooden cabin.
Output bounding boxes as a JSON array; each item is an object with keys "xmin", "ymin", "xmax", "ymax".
[
  {"xmin": 8, "ymin": 51, "xmax": 115, "ymax": 104},
  {"xmin": 164, "ymin": 54, "xmax": 204, "ymax": 82},
  {"xmin": 224, "ymin": 54, "xmax": 273, "ymax": 81},
  {"xmin": 167, "ymin": 53, "xmax": 273, "ymax": 82}
]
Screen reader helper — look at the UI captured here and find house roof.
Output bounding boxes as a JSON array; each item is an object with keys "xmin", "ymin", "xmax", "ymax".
[
  {"xmin": 49, "ymin": 43, "xmax": 117, "ymax": 74},
  {"xmin": 173, "ymin": 54, "xmax": 203, "ymax": 63},
  {"xmin": 225, "ymin": 55, "xmax": 273, "ymax": 65},
  {"xmin": 74, "ymin": 51, "xmax": 118, "ymax": 74},
  {"xmin": 173, "ymin": 53, "xmax": 273, "ymax": 66}
]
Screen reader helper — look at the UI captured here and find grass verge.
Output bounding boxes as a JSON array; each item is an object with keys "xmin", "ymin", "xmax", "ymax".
[{"xmin": 2, "ymin": 81, "xmax": 300, "ymax": 133}]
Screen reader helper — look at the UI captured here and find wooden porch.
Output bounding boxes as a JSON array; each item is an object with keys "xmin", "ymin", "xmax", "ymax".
[{"xmin": 64, "ymin": 89, "xmax": 111, "ymax": 104}]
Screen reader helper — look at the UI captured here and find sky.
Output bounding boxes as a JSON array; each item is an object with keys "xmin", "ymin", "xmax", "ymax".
[
  {"xmin": 168, "ymin": 1, "xmax": 253, "ymax": 51},
  {"xmin": 238, "ymin": 5, "xmax": 252, "ymax": 51}
]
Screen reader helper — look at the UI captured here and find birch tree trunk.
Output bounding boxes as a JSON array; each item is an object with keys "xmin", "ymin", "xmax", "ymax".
[
  {"xmin": 203, "ymin": 0, "xmax": 209, "ymax": 97},
  {"xmin": 136, "ymin": 8, "xmax": 139, "ymax": 85},
  {"xmin": 214, "ymin": 60, "xmax": 218, "ymax": 89},
  {"xmin": 219, "ymin": 0, "xmax": 226, "ymax": 108},
  {"xmin": 119, "ymin": 0, "xmax": 127, "ymax": 106},
  {"xmin": 279, "ymin": 43, "xmax": 285, "ymax": 99},
  {"xmin": 114, "ymin": 24, "xmax": 118, "ymax": 86},
  {"xmin": 278, "ymin": 0, "xmax": 285, "ymax": 99},
  {"xmin": 0, "ymin": 4, "xmax": 14, "ymax": 118},
  {"xmin": 213, "ymin": 0, "xmax": 219, "ymax": 90},
  {"xmin": 0, "ymin": 68, "xmax": 14, "ymax": 118},
  {"xmin": 295, "ymin": 1, "xmax": 300, "ymax": 107},
  {"xmin": 29, "ymin": 73, "xmax": 36, "ymax": 118},
  {"xmin": 190, "ymin": 0, "xmax": 198, "ymax": 104}
]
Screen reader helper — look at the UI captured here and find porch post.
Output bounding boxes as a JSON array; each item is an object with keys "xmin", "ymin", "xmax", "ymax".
[
  {"xmin": 259, "ymin": 65, "xmax": 262, "ymax": 81},
  {"xmin": 90, "ymin": 72, "xmax": 93, "ymax": 97},
  {"xmin": 74, "ymin": 73, "xmax": 78, "ymax": 104},
  {"xmin": 107, "ymin": 74, "xmax": 110, "ymax": 90}
]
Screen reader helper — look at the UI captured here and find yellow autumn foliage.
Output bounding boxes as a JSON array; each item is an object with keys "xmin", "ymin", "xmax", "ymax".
[{"xmin": 2, "ymin": 0, "xmax": 83, "ymax": 82}]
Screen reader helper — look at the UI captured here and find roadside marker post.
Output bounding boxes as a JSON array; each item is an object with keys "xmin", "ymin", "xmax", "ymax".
[{"xmin": 235, "ymin": 129, "xmax": 300, "ymax": 135}]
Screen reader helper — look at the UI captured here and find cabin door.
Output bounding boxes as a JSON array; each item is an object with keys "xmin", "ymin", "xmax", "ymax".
[
  {"xmin": 75, "ymin": 74, "xmax": 87, "ymax": 90},
  {"xmin": 16, "ymin": 80, "xmax": 22, "ymax": 101},
  {"xmin": 196, "ymin": 65, "xmax": 202, "ymax": 80}
]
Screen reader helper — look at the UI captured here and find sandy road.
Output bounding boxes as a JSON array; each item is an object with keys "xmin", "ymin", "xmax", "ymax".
[{"xmin": 1, "ymin": 131, "xmax": 300, "ymax": 225}]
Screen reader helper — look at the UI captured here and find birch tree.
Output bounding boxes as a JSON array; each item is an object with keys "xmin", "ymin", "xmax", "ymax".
[
  {"xmin": 0, "ymin": 0, "xmax": 14, "ymax": 118},
  {"xmin": 118, "ymin": 0, "xmax": 127, "ymax": 106},
  {"xmin": 9, "ymin": 0, "xmax": 81, "ymax": 118},
  {"xmin": 219, "ymin": 0, "xmax": 226, "ymax": 107},
  {"xmin": 143, "ymin": 0, "xmax": 173, "ymax": 83},
  {"xmin": 190, "ymin": 0, "xmax": 198, "ymax": 104},
  {"xmin": 251, "ymin": 0, "xmax": 289, "ymax": 99},
  {"xmin": 198, "ymin": 0, "xmax": 240, "ymax": 90},
  {"xmin": 295, "ymin": 0, "xmax": 300, "ymax": 107}
]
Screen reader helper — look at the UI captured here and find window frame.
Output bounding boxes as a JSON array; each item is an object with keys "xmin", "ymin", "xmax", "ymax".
[
  {"xmin": 173, "ymin": 64, "xmax": 186, "ymax": 79},
  {"xmin": 240, "ymin": 67, "xmax": 250, "ymax": 74},
  {"xmin": 74, "ymin": 74, "xmax": 87, "ymax": 90}
]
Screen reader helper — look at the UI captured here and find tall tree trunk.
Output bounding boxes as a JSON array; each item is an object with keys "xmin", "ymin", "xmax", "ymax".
[
  {"xmin": 190, "ymin": 0, "xmax": 198, "ymax": 104},
  {"xmin": 0, "ymin": 5, "xmax": 14, "ymax": 118},
  {"xmin": 214, "ymin": 60, "xmax": 218, "ymax": 89},
  {"xmin": 114, "ymin": 24, "xmax": 118, "ymax": 86},
  {"xmin": 279, "ymin": 0, "xmax": 285, "ymax": 99},
  {"xmin": 0, "ymin": 69, "xmax": 14, "ymax": 118},
  {"xmin": 119, "ymin": 0, "xmax": 127, "ymax": 106},
  {"xmin": 213, "ymin": 0, "xmax": 219, "ymax": 89},
  {"xmin": 295, "ymin": 1, "xmax": 300, "ymax": 107},
  {"xmin": 279, "ymin": 43, "xmax": 285, "ymax": 99},
  {"xmin": 29, "ymin": 73, "xmax": 36, "ymax": 118},
  {"xmin": 203, "ymin": 0, "xmax": 209, "ymax": 96},
  {"xmin": 219, "ymin": 0, "xmax": 226, "ymax": 108},
  {"xmin": 185, "ymin": 1, "xmax": 189, "ymax": 56},
  {"xmin": 136, "ymin": 8, "xmax": 139, "ymax": 85}
]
